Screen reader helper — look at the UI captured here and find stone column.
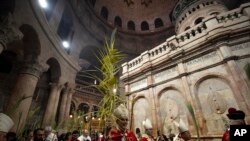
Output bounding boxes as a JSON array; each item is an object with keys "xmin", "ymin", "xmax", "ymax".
[
  {"xmin": 146, "ymin": 72, "xmax": 158, "ymax": 135},
  {"xmin": 6, "ymin": 61, "xmax": 43, "ymax": 131},
  {"xmin": 177, "ymin": 62, "xmax": 205, "ymax": 134},
  {"xmin": 53, "ymin": 86, "xmax": 63, "ymax": 116},
  {"xmin": 0, "ymin": 44, "xmax": 4, "ymax": 54},
  {"xmin": 58, "ymin": 86, "xmax": 71, "ymax": 123},
  {"xmin": 42, "ymin": 83, "xmax": 62, "ymax": 127},
  {"xmin": 64, "ymin": 90, "xmax": 74, "ymax": 119}
]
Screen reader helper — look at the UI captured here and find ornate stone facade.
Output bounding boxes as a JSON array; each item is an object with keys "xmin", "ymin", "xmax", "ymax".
[{"xmin": 121, "ymin": 2, "xmax": 250, "ymax": 140}]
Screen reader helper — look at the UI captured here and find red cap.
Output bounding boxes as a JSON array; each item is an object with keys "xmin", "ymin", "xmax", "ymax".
[{"xmin": 228, "ymin": 107, "xmax": 236, "ymax": 113}]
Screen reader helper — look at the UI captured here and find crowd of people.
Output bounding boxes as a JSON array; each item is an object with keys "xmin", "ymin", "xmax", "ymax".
[{"xmin": 0, "ymin": 104, "xmax": 247, "ymax": 141}]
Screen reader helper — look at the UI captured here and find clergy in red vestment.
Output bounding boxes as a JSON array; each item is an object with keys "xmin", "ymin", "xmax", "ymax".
[
  {"xmin": 222, "ymin": 107, "xmax": 246, "ymax": 141},
  {"xmin": 173, "ymin": 119, "xmax": 191, "ymax": 141},
  {"xmin": 108, "ymin": 104, "xmax": 137, "ymax": 141}
]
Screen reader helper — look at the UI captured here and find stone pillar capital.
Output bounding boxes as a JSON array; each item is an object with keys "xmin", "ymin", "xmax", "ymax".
[
  {"xmin": 18, "ymin": 61, "xmax": 46, "ymax": 78},
  {"xmin": 0, "ymin": 14, "xmax": 23, "ymax": 50}
]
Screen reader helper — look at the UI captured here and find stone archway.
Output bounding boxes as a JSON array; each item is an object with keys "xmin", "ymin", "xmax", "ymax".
[
  {"xmin": 195, "ymin": 76, "xmax": 238, "ymax": 135},
  {"xmin": 133, "ymin": 97, "xmax": 151, "ymax": 133},
  {"xmin": 158, "ymin": 88, "xmax": 189, "ymax": 135}
]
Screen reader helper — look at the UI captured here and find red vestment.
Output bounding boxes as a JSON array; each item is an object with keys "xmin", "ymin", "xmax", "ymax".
[
  {"xmin": 109, "ymin": 127, "xmax": 137, "ymax": 141},
  {"xmin": 140, "ymin": 134, "xmax": 156, "ymax": 141},
  {"xmin": 222, "ymin": 129, "xmax": 229, "ymax": 141}
]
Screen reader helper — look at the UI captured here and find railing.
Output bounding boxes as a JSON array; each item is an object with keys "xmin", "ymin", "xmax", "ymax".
[
  {"xmin": 217, "ymin": 10, "xmax": 243, "ymax": 23},
  {"xmin": 75, "ymin": 84, "xmax": 101, "ymax": 95}
]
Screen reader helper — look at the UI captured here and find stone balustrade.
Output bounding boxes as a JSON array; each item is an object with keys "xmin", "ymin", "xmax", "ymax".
[
  {"xmin": 121, "ymin": 2, "xmax": 250, "ymax": 75},
  {"xmin": 217, "ymin": 9, "xmax": 242, "ymax": 23},
  {"xmin": 75, "ymin": 84, "xmax": 100, "ymax": 95}
]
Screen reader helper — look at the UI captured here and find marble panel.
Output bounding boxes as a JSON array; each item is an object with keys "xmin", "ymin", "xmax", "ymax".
[{"xmin": 130, "ymin": 79, "xmax": 148, "ymax": 92}]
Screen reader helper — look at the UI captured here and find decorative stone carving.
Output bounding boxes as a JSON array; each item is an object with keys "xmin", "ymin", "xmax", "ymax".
[
  {"xmin": 172, "ymin": 0, "xmax": 197, "ymax": 23},
  {"xmin": 0, "ymin": 14, "xmax": 23, "ymax": 51},
  {"xmin": 18, "ymin": 61, "xmax": 47, "ymax": 78},
  {"xmin": 165, "ymin": 97, "xmax": 179, "ymax": 120}
]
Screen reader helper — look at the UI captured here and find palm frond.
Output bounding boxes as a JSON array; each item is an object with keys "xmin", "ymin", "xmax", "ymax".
[
  {"xmin": 186, "ymin": 102, "xmax": 200, "ymax": 141},
  {"xmin": 7, "ymin": 95, "xmax": 32, "ymax": 116},
  {"xmin": 244, "ymin": 63, "xmax": 250, "ymax": 80}
]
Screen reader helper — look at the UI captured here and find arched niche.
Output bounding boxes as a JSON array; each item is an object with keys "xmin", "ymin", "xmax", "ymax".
[
  {"xmin": 133, "ymin": 97, "xmax": 151, "ymax": 133},
  {"xmin": 158, "ymin": 89, "xmax": 189, "ymax": 135},
  {"xmin": 195, "ymin": 76, "xmax": 238, "ymax": 135}
]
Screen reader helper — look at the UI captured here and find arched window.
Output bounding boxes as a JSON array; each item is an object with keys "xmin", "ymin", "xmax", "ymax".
[
  {"xmin": 114, "ymin": 16, "xmax": 122, "ymax": 27},
  {"xmin": 57, "ymin": 7, "xmax": 73, "ymax": 40},
  {"xmin": 141, "ymin": 21, "xmax": 149, "ymax": 31},
  {"xmin": 45, "ymin": 0, "xmax": 58, "ymax": 20},
  {"xmin": 127, "ymin": 21, "xmax": 135, "ymax": 30},
  {"xmin": 154, "ymin": 18, "xmax": 163, "ymax": 28},
  {"xmin": 101, "ymin": 7, "xmax": 108, "ymax": 20},
  {"xmin": 184, "ymin": 26, "xmax": 191, "ymax": 31},
  {"xmin": 210, "ymin": 12, "xmax": 219, "ymax": 16},
  {"xmin": 194, "ymin": 17, "xmax": 204, "ymax": 25}
]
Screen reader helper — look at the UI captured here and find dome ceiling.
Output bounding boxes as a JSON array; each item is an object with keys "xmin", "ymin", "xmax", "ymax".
[{"xmin": 91, "ymin": 0, "xmax": 179, "ymax": 33}]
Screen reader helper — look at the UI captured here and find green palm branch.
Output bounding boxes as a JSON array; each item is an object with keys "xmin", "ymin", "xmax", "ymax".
[
  {"xmin": 186, "ymin": 102, "xmax": 200, "ymax": 141},
  {"xmin": 244, "ymin": 63, "xmax": 250, "ymax": 80},
  {"xmin": 6, "ymin": 95, "xmax": 32, "ymax": 117},
  {"xmin": 94, "ymin": 29, "xmax": 125, "ymax": 127}
]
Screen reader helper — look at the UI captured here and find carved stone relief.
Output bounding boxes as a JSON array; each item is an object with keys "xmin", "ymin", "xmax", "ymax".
[
  {"xmin": 230, "ymin": 42, "xmax": 250, "ymax": 56},
  {"xmin": 0, "ymin": 14, "xmax": 23, "ymax": 50},
  {"xmin": 159, "ymin": 89, "xmax": 188, "ymax": 135},
  {"xmin": 197, "ymin": 77, "xmax": 238, "ymax": 134}
]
